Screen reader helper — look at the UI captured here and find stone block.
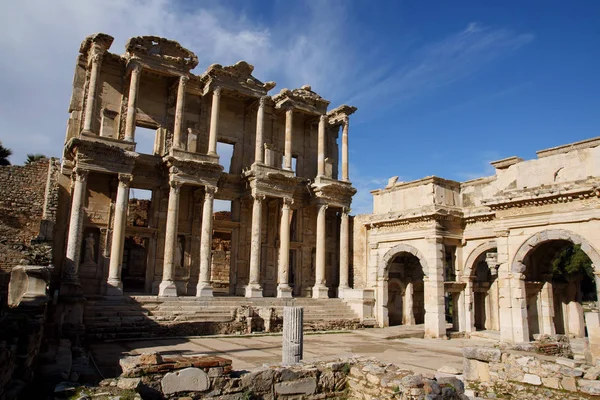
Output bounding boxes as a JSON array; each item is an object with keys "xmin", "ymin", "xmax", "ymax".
[
  {"xmin": 274, "ymin": 377, "xmax": 317, "ymax": 395},
  {"xmin": 116, "ymin": 377, "xmax": 141, "ymax": 390},
  {"xmin": 556, "ymin": 357, "xmax": 582, "ymax": 368},
  {"xmin": 560, "ymin": 376, "xmax": 577, "ymax": 392},
  {"xmin": 462, "ymin": 347, "xmax": 501, "ymax": 363},
  {"xmin": 541, "ymin": 376, "xmax": 559, "ymax": 389},
  {"xmin": 579, "ymin": 379, "xmax": 600, "ymax": 396},
  {"xmin": 522, "ymin": 374, "xmax": 541, "ymax": 385},
  {"xmin": 161, "ymin": 367, "xmax": 209, "ymax": 395},
  {"xmin": 437, "ymin": 365, "xmax": 461, "ymax": 375}
]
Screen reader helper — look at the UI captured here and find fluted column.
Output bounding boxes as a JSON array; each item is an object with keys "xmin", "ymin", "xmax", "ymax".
[
  {"xmin": 254, "ymin": 96, "xmax": 267, "ymax": 164},
  {"xmin": 82, "ymin": 52, "xmax": 104, "ymax": 134},
  {"xmin": 124, "ymin": 64, "xmax": 142, "ymax": 142},
  {"xmin": 64, "ymin": 168, "xmax": 89, "ymax": 281},
  {"xmin": 338, "ymin": 208, "xmax": 350, "ymax": 297},
  {"xmin": 246, "ymin": 194, "xmax": 265, "ymax": 297},
  {"xmin": 282, "ymin": 306, "xmax": 303, "ymax": 365},
  {"xmin": 208, "ymin": 87, "xmax": 221, "ymax": 156},
  {"xmin": 317, "ymin": 115, "xmax": 326, "ymax": 176},
  {"xmin": 283, "ymin": 108, "xmax": 293, "ymax": 170},
  {"xmin": 277, "ymin": 198, "xmax": 293, "ymax": 298},
  {"xmin": 173, "ymin": 75, "xmax": 188, "ymax": 149},
  {"xmin": 106, "ymin": 174, "xmax": 132, "ymax": 296},
  {"xmin": 313, "ymin": 203, "xmax": 329, "ymax": 299},
  {"xmin": 159, "ymin": 180, "xmax": 182, "ymax": 296},
  {"xmin": 197, "ymin": 186, "xmax": 216, "ymax": 297},
  {"xmin": 341, "ymin": 116, "xmax": 349, "ymax": 181}
]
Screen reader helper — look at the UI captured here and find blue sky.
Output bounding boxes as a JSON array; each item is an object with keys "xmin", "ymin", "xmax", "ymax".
[{"xmin": 0, "ymin": 1, "xmax": 598, "ymax": 213}]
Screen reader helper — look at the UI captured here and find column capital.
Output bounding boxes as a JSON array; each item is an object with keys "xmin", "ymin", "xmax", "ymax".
[
  {"xmin": 252, "ymin": 193, "xmax": 266, "ymax": 203},
  {"xmin": 341, "ymin": 207, "xmax": 351, "ymax": 215},
  {"xmin": 179, "ymin": 75, "xmax": 189, "ymax": 89},
  {"xmin": 259, "ymin": 95, "xmax": 269, "ymax": 107},
  {"xmin": 117, "ymin": 173, "xmax": 133, "ymax": 188},
  {"xmin": 342, "ymin": 115, "xmax": 350, "ymax": 126},
  {"xmin": 169, "ymin": 179, "xmax": 182, "ymax": 193},
  {"xmin": 205, "ymin": 186, "xmax": 217, "ymax": 198},
  {"xmin": 90, "ymin": 51, "xmax": 104, "ymax": 65},
  {"xmin": 282, "ymin": 197, "xmax": 294, "ymax": 208},
  {"xmin": 128, "ymin": 62, "xmax": 143, "ymax": 75},
  {"xmin": 318, "ymin": 203, "xmax": 328, "ymax": 214},
  {"xmin": 213, "ymin": 86, "xmax": 222, "ymax": 97},
  {"xmin": 73, "ymin": 167, "xmax": 89, "ymax": 182},
  {"xmin": 319, "ymin": 114, "xmax": 327, "ymax": 124}
]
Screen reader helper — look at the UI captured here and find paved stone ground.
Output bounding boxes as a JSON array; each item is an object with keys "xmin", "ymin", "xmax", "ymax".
[{"xmin": 89, "ymin": 325, "xmax": 497, "ymax": 378}]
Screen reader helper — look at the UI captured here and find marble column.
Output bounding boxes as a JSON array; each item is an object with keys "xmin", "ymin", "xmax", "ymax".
[
  {"xmin": 246, "ymin": 194, "xmax": 264, "ymax": 298},
  {"xmin": 283, "ymin": 107, "xmax": 293, "ymax": 170},
  {"xmin": 317, "ymin": 115, "xmax": 326, "ymax": 176},
  {"xmin": 64, "ymin": 168, "xmax": 89, "ymax": 281},
  {"xmin": 464, "ymin": 280, "xmax": 476, "ymax": 333},
  {"xmin": 173, "ymin": 75, "xmax": 188, "ymax": 150},
  {"xmin": 254, "ymin": 96, "xmax": 267, "ymax": 164},
  {"xmin": 313, "ymin": 203, "xmax": 329, "ymax": 299},
  {"xmin": 106, "ymin": 174, "xmax": 132, "ymax": 296},
  {"xmin": 124, "ymin": 64, "xmax": 142, "ymax": 142},
  {"xmin": 208, "ymin": 87, "xmax": 221, "ymax": 156},
  {"xmin": 424, "ymin": 238, "xmax": 446, "ymax": 338},
  {"xmin": 197, "ymin": 186, "xmax": 216, "ymax": 297},
  {"xmin": 403, "ymin": 281, "xmax": 415, "ymax": 325},
  {"xmin": 277, "ymin": 198, "xmax": 293, "ymax": 298},
  {"xmin": 338, "ymin": 208, "xmax": 350, "ymax": 297},
  {"xmin": 341, "ymin": 116, "xmax": 349, "ymax": 181},
  {"xmin": 159, "ymin": 180, "xmax": 181, "ymax": 296},
  {"xmin": 540, "ymin": 278, "xmax": 556, "ymax": 335},
  {"xmin": 282, "ymin": 306, "xmax": 303, "ymax": 365},
  {"xmin": 82, "ymin": 52, "xmax": 104, "ymax": 134}
]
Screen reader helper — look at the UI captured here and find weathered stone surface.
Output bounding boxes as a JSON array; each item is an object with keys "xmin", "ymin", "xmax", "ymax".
[
  {"xmin": 139, "ymin": 352, "xmax": 163, "ymax": 365},
  {"xmin": 161, "ymin": 367, "xmax": 209, "ymax": 395},
  {"xmin": 522, "ymin": 374, "xmax": 542, "ymax": 385},
  {"xmin": 561, "ymin": 376, "xmax": 577, "ymax": 392},
  {"xmin": 462, "ymin": 347, "xmax": 501, "ymax": 363},
  {"xmin": 274, "ymin": 377, "xmax": 317, "ymax": 395},
  {"xmin": 556, "ymin": 357, "xmax": 582, "ymax": 368},
  {"xmin": 116, "ymin": 377, "xmax": 141, "ymax": 390},
  {"xmin": 437, "ymin": 365, "xmax": 461, "ymax": 375},
  {"xmin": 579, "ymin": 379, "xmax": 600, "ymax": 395}
]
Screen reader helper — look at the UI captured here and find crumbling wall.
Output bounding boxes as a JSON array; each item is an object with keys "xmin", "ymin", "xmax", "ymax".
[
  {"xmin": 0, "ymin": 159, "xmax": 56, "ymax": 302},
  {"xmin": 463, "ymin": 346, "xmax": 600, "ymax": 398}
]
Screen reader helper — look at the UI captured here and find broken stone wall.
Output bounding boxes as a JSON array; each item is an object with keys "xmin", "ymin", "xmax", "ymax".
[
  {"xmin": 463, "ymin": 346, "xmax": 600, "ymax": 398},
  {"xmin": 0, "ymin": 159, "xmax": 57, "ymax": 303}
]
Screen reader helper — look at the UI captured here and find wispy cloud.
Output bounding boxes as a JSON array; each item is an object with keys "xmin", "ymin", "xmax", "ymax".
[{"xmin": 454, "ymin": 150, "xmax": 501, "ymax": 181}]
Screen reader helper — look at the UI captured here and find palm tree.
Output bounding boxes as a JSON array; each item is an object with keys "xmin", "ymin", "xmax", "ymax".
[
  {"xmin": 0, "ymin": 142, "xmax": 11, "ymax": 166},
  {"xmin": 25, "ymin": 153, "xmax": 47, "ymax": 164}
]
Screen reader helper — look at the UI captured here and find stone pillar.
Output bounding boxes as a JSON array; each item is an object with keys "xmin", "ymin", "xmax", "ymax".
[
  {"xmin": 64, "ymin": 168, "xmax": 89, "ymax": 280},
  {"xmin": 246, "ymin": 194, "xmax": 264, "ymax": 298},
  {"xmin": 124, "ymin": 64, "xmax": 142, "ymax": 142},
  {"xmin": 254, "ymin": 96, "xmax": 267, "ymax": 164},
  {"xmin": 173, "ymin": 75, "xmax": 188, "ymax": 150},
  {"xmin": 106, "ymin": 174, "xmax": 132, "ymax": 296},
  {"xmin": 464, "ymin": 280, "xmax": 476, "ymax": 333},
  {"xmin": 317, "ymin": 115, "xmax": 326, "ymax": 176},
  {"xmin": 338, "ymin": 208, "xmax": 350, "ymax": 296},
  {"xmin": 403, "ymin": 281, "xmax": 415, "ymax": 325},
  {"xmin": 196, "ymin": 186, "xmax": 216, "ymax": 297},
  {"xmin": 540, "ymin": 279, "xmax": 556, "ymax": 335},
  {"xmin": 283, "ymin": 107, "xmax": 293, "ymax": 170},
  {"xmin": 567, "ymin": 280, "xmax": 585, "ymax": 337},
  {"xmin": 277, "ymin": 198, "xmax": 293, "ymax": 298},
  {"xmin": 508, "ymin": 270, "xmax": 530, "ymax": 342},
  {"xmin": 159, "ymin": 181, "xmax": 181, "ymax": 296},
  {"xmin": 341, "ymin": 116, "xmax": 349, "ymax": 181},
  {"xmin": 424, "ymin": 237, "xmax": 446, "ymax": 338},
  {"xmin": 208, "ymin": 87, "xmax": 221, "ymax": 156},
  {"xmin": 82, "ymin": 52, "xmax": 104, "ymax": 134},
  {"xmin": 313, "ymin": 204, "xmax": 329, "ymax": 299},
  {"xmin": 282, "ymin": 306, "xmax": 303, "ymax": 365}
]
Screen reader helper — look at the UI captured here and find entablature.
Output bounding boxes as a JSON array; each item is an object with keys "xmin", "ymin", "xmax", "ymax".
[
  {"xmin": 272, "ymin": 85, "xmax": 329, "ymax": 115},
  {"xmin": 200, "ymin": 61, "xmax": 275, "ymax": 99},
  {"xmin": 125, "ymin": 36, "xmax": 198, "ymax": 75}
]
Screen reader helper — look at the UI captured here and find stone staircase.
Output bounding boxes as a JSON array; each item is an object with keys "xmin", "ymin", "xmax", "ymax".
[{"xmin": 83, "ymin": 295, "xmax": 361, "ymax": 340}]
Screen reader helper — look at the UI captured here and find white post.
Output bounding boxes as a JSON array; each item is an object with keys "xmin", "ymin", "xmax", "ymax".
[
  {"xmin": 173, "ymin": 75, "xmax": 188, "ymax": 149},
  {"xmin": 246, "ymin": 194, "xmax": 264, "ymax": 297},
  {"xmin": 313, "ymin": 204, "xmax": 329, "ymax": 299},
  {"xmin": 208, "ymin": 87, "xmax": 221, "ymax": 156},
  {"xmin": 277, "ymin": 198, "xmax": 293, "ymax": 298},
  {"xmin": 158, "ymin": 180, "xmax": 181, "ymax": 296},
  {"xmin": 282, "ymin": 306, "xmax": 303, "ymax": 365},
  {"xmin": 254, "ymin": 96, "xmax": 266, "ymax": 164},
  {"xmin": 317, "ymin": 115, "xmax": 326, "ymax": 176},
  {"xmin": 106, "ymin": 174, "xmax": 132, "ymax": 296},
  {"xmin": 124, "ymin": 64, "xmax": 142, "ymax": 142},
  {"xmin": 197, "ymin": 186, "xmax": 216, "ymax": 297},
  {"xmin": 283, "ymin": 108, "xmax": 293, "ymax": 170}
]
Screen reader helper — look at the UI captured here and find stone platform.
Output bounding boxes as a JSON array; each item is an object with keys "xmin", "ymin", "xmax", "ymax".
[{"xmin": 84, "ymin": 295, "xmax": 361, "ymax": 340}]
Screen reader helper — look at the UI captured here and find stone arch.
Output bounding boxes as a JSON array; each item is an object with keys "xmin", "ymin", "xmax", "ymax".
[
  {"xmin": 463, "ymin": 241, "xmax": 497, "ymax": 278},
  {"xmin": 511, "ymin": 229, "xmax": 600, "ymax": 274},
  {"xmin": 378, "ymin": 243, "xmax": 429, "ymax": 278}
]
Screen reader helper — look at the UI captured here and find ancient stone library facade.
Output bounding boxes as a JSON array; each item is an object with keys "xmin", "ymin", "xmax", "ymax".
[
  {"xmin": 354, "ymin": 137, "xmax": 600, "ymax": 341},
  {"xmin": 55, "ymin": 33, "xmax": 356, "ymax": 300}
]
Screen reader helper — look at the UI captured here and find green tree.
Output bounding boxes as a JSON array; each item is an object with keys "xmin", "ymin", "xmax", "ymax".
[
  {"xmin": 552, "ymin": 244, "xmax": 596, "ymax": 301},
  {"xmin": 25, "ymin": 153, "xmax": 47, "ymax": 164},
  {"xmin": 0, "ymin": 142, "xmax": 11, "ymax": 166}
]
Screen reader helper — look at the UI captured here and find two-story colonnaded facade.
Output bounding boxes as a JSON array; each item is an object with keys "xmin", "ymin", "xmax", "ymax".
[
  {"xmin": 57, "ymin": 33, "xmax": 357, "ymax": 299},
  {"xmin": 354, "ymin": 137, "xmax": 600, "ymax": 341}
]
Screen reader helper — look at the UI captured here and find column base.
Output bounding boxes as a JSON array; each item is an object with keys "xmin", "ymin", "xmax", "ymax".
[
  {"xmin": 337, "ymin": 285, "xmax": 350, "ymax": 299},
  {"xmin": 158, "ymin": 280, "xmax": 178, "ymax": 297},
  {"xmin": 312, "ymin": 284, "xmax": 329, "ymax": 299},
  {"xmin": 196, "ymin": 283, "xmax": 214, "ymax": 297},
  {"xmin": 106, "ymin": 279, "xmax": 123, "ymax": 296},
  {"xmin": 245, "ymin": 284, "xmax": 263, "ymax": 298},
  {"xmin": 277, "ymin": 284, "xmax": 293, "ymax": 298}
]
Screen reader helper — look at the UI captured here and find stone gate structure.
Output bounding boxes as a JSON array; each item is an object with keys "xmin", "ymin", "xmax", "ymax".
[
  {"xmin": 353, "ymin": 137, "xmax": 600, "ymax": 341},
  {"xmin": 54, "ymin": 33, "xmax": 357, "ymax": 300}
]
